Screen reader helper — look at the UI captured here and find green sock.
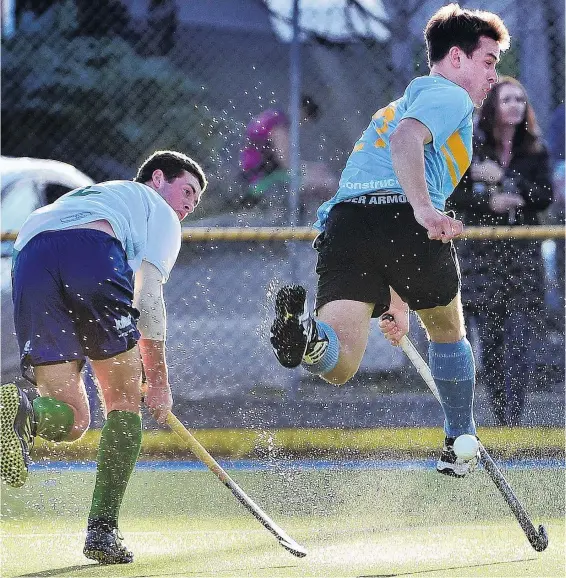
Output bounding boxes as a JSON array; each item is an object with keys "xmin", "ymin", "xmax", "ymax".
[
  {"xmin": 32, "ymin": 397, "xmax": 74, "ymax": 441},
  {"xmin": 88, "ymin": 410, "xmax": 142, "ymax": 526}
]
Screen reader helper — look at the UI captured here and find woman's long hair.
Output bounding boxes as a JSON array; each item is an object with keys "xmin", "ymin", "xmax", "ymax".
[{"xmin": 476, "ymin": 76, "xmax": 543, "ymax": 155}]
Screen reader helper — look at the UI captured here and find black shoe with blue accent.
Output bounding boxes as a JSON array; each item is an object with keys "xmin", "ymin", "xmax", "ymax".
[
  {"xmin": 83, "ymin": 520, "xmax": 133, "ymax": 564},
  {"xmin": 270, "ymin": 285, "xmax": 318, "ymax": 368},
  {"xmin": 436, "ymin": 436, "xmax": 479, "ymax": 478},
  {"xmin": 0, "ymin": 383, "xmax": 35, "ymax": 488}
]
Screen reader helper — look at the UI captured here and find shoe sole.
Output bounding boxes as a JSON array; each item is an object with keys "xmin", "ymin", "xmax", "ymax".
[
  {"xmin": 275, "ymin": 285, "xmax": 307, "ymax": 319},
  {"xmin": 0, "ymin": 384, "xmax": 29, "ymax": 488},
  {"xmin": 83, "ymin": 548, "xmax": 133, "ymax": 565},
  {"xmin": 437, "ymin": 456, "xmax": 478, "ymax": 478},
  {"xmin": 436, "ymin": 465, "xmax": 466, "ymax": 478},
  {"xmin": 271, "ymin": 285, "xmax": 309, "ymax": 368}
]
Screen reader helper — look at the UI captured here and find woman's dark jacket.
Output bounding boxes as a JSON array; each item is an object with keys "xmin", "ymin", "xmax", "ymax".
[{"xmin": 448, "ymin": 129, "xmax": 553, "ymax": 312}]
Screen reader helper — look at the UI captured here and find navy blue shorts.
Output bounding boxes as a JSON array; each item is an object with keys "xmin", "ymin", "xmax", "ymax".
[{"xmin": 12, "ymin": 229, "xmax": 140, "ymax": 379}]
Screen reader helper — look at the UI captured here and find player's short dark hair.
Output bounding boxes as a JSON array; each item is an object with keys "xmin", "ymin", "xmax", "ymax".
[
  {"xmin": 424, "ymin": 3, "xmax": 510, "ymax": 66},
  {"xmin": 134, "ymin": 150, "xmax": 208, "ymax": 192}
]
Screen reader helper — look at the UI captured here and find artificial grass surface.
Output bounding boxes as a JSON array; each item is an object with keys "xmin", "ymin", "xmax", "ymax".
[{"xmin": 2, "ymin": 466, "xmax": 564, "ymax": 577}]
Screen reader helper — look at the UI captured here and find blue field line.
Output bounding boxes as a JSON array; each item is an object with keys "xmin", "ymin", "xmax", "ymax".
[{"xmin": 30, "ymin": 457, "xmax": 565, "ymax": 472}]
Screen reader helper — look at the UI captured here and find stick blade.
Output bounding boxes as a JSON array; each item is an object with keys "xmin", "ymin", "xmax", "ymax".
[
  {"xmin": 278, "ymin": 538, "xmax": 307, "ymax": 557},
  {"xmin": 532, "ymin": 525, "xmax": 549, "ymax": 552}
]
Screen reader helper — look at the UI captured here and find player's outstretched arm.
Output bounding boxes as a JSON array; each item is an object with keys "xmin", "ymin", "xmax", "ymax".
[{"xmin": 134, "ymin": 260, "xmax": 173, "ymax": 423}]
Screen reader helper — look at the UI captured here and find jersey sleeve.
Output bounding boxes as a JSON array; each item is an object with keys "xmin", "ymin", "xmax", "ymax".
[
  {"xmin": 402, "ymin": 83, "xmax": 472, "ymax": 152},
  {"xmin": 143, "ymin": 202, "xmax": 181, "ymax": 283}
]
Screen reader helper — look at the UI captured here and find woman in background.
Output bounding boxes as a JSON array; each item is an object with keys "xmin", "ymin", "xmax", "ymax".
[{"xmin": 450, "ymin": 76, "xmax": 553, "ymax": 426}]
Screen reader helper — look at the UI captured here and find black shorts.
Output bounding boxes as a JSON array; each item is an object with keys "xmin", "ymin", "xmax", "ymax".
[{"xmin": 314, "ymin": 201, "xmax": 461, "ymax": 317}]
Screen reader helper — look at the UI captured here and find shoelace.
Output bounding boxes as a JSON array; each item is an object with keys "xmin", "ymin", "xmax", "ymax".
[{"xmin": 113, "ymin": 529, "xmax": 130, "ymax": 553}]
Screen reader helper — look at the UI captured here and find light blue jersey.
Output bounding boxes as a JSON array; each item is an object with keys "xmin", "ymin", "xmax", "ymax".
[{"xmin": 315, "ymin": 75, "xmax": 474, "ymax": 231}]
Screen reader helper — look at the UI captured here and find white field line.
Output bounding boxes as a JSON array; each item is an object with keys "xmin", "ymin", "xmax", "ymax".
[
  {"xmin": 1, "ymin": 523, "xmax": 523, "ymax": 539},
  {"xmin": 1, "ymin": 529, "xmax": 268, "ymax": 538}
]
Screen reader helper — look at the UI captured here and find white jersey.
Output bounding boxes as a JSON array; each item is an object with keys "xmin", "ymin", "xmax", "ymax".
[{"xmin": 14, "ymin": 180, "xmax": 181, "ymax": 282}]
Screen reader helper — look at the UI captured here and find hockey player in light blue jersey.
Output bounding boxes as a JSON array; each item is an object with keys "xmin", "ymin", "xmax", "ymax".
[{"xmin": 271, "ymin": 4, "xmax": 510, "ymax": 478}]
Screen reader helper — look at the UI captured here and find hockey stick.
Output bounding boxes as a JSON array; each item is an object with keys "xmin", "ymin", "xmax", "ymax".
[
  {"xmin": 389, "ymin": 327, "xmax": 548, "ymax": 552},
  {"xmin": 165, "ymin": 412, "xmax": 307, "ymax": 557}
]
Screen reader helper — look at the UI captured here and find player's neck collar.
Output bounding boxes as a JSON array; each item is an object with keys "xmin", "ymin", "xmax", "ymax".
[
  {"xmin": 430, "ymin": 72, "xmax": 461, "ymax": 88},
  {"xmin": 431, "ymin": 71, "xmax": 449, "ymax": 81}
]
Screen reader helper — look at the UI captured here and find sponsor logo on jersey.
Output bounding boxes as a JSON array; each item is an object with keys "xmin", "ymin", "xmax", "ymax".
[
  {"xmin": 343, "ymin": 193, "xmax": 407, "ymax": 205},
  {"xmin": 344, "ymin": 178, "xmax": 400, "ymax": 190},
  {"xmin": 60, "ymin": 211, "xmax": 94, "ymax": 223}
]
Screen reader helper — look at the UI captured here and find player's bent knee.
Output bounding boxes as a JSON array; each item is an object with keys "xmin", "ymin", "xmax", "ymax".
[
  {"xmin": 321, "ymin": 362, "xmax": 358, "ymax": 386},
  {"xmin": 417, "ymin": 309, "xmax": 465, "ymax": 343},
  {"xmin": 66, "ymin": 414, "xmax": 90, "ymax": 441}
]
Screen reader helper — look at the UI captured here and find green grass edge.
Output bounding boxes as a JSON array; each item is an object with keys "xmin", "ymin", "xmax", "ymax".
[{"xmin": 33, "ymin": 426, "xmax": 565, "ymax": 460}]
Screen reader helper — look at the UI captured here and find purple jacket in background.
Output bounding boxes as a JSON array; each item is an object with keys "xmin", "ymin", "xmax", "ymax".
[{"xmin": 240, "ymin": 109, "xmax": 289, "ymax": 184}]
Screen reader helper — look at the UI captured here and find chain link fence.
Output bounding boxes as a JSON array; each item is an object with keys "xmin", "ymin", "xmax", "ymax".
[
  {"xmin": 2, "ymin": 1, "xmax": 563, "ymax": 218},
  {"xmin": 1, "ymin": 0, "xmax": 564, "ymax": 426}
]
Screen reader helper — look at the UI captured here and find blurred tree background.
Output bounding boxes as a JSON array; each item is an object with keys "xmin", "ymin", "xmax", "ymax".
[{"xmin": 1, "ymin": 0, "xmax": 221, "ymax": 184}]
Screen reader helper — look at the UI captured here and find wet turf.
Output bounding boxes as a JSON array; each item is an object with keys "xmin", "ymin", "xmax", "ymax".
[{"xmin": 2, "ymin": 466, "xmax": 564, "ymax": 577}]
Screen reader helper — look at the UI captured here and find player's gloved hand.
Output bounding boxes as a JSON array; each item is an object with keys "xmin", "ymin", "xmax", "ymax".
[{"xmin": 413, "ymin": 205, "xmax": 463, "ymax": 243}]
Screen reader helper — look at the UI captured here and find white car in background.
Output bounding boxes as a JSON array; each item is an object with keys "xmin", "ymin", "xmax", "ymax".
[
  {"xmin": 1, "ymin": 155, "xmax": 94, "ymax": 246},
  {"xmin": 1, "ymin": 156, "xmax": 94, "ymax": 381}
]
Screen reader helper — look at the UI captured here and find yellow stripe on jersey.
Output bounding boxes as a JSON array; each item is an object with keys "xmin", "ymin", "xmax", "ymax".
[
  {"xmin": 353, "ymin": 142, "xmax": 365, "ymax": 152},
  {"xmin": 373, "ymin": 104, "xmax": 397, "ymax": 149},
  {"xmin": 445, "ymin": 131, "xmax": 470, "ymax": 177},
  {"xmin": 441, "ymin": 145, "xmax": 458, "ymax": 187}
]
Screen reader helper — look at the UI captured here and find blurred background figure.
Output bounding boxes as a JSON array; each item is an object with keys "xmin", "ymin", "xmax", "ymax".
[
  {"xmin": 449, "ymin": 76, "xmax": 553, "ymax": 426},
  {"xmin": 239, "ymin": 95, "xmax": 338, "ymax": 224},
  {"xmin": 548, "ymin": 102, "xmax": 565, "ymax": 189},
  {"xmin": 545, "ymin": 102, "xmax": 565, "ymax": 325}
]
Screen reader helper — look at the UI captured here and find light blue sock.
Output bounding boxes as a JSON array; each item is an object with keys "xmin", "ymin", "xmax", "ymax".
[
  {"xmin": 429, "ymin": 338, "xmax": 476, "ymax": 438},
  {"xmin": 301, "ymin": 320, "xmax": 340, "ymax": 375}
]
